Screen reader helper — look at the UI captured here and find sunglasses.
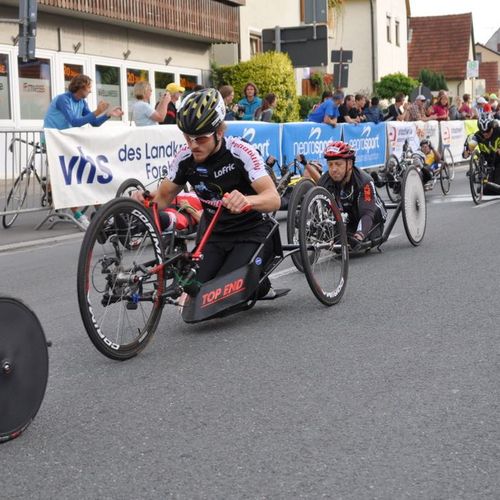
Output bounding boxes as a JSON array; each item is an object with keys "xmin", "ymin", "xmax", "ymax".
[{"xmin": 184, "ymin": 132, "xmax": 215, "ymax": 144}]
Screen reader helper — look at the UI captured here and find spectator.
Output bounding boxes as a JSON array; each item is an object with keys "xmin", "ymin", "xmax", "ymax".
[
  {"xmin": 255, "ymin": 93, "xmax": 277, "ymax": 122},
  {"xmin": 338, "ymin": 94, "xmax": 358, "ymax": 123},
  {"xmin": 238, "ymin": 82, "xmax": 262, "ymax": 120},
  {"xmin": 43, "ymin": 74, "xmax": 123, "ymax": 228},
  {"xmin": 348, "ymin": 94, "xmax": 367, "ymax": 122},
  {"xmin": 383, "ymin": 93, "xmax": 405, "ymax": 121},
  {"xmin": 333, "ymin": 91, "xmax": 344, "ymax": 107},
  {"xmin": 402, "ymin": 95, "xmax": 436, "ymax": 122},
  {"xmin": 448, "ymin": 96, "xmax": 461, "ymax": 121},
  {"xmin": 131, "ymin": 81, "xmax": 170, "ymax": 126},
  {"xmin": 428, "ymin": 93, "xmax": 449, "ymax": 121},
  {"xmin": 159, "ymin": 82, "xmax": 185, "ymax": 124},
  {"xmin": 459, "ymin": 93, "xmax": 476, "ymax": 119},
  {"xmin": 475, "ymin": 96, "xmax": 488, "ymax": 116},
  {"xmin": 219, "ymin": 84, "xmax": 240, "ymax": 121},
  {"xmin": 307, "ymin": 90, "xmax": 339, "ymax": 126},
  {"xmin": 488, "ymin": 93, "xmax": 499, "ymax": 118},
  {"xmin": 364, "ymin": 96, "xmax": 384, "ymax": 123}
]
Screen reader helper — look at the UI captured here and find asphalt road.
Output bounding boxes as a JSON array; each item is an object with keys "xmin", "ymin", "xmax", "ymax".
[{"xmin": 1, "ymin": 170, "xmax": 499, "ymax": 499}]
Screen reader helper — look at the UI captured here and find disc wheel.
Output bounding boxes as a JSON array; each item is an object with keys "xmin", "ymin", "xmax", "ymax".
[
  {"xmin": 115, "ymin": 178, "xmax": 146, "ymax": 198},
  {"xmin": 443, "ymin": 147, "xmax": 455, "ymax": 180},
  {"xmin": 298, "ymin": 187, "xmax": 349, "ymax": 306},
  {"xmin": 385, "ymin": 155, "xmax": 402, "ymax": 203},
  {"xmin": 77, "ymin": 198, "xmax": 165, "ymax": 360},
  {"xmin": 2, "ymin": 169, "xmax": 30, "ymax": 229},
  {"xmin": 286, "ymin": 178, "xmax": 315, "ymax": 272},
  {"xmin": 469, "ymin": 153, "xmax": 483, "ymax": 205},
  {"xmin": 401, "ymin": 166, "xmax": 426, "ymax": 246},
  {"xmin": 0, "ymin": 297, "xmax": 48, "ymax": 443},
  {"xmin": 439, "ymin": 163, "xmax": 451, "ymax": 195}
]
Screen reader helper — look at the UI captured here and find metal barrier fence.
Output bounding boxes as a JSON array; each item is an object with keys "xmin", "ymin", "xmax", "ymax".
[{"xmin": 0, "ymin": 129, "xmax": 50, "ymax": 219}]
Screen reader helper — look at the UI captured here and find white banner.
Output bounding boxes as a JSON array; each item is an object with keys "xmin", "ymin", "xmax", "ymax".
[
  {"xmin": 440, "ymin": 120, "xmax": 466, "ymax": 161},
  {"xmin": 45, "ymin": 125, "xmax": 186, "ymax": 209},
  {"xmin": 414, "ymin": 120, "xmax": 440, "ymax": 149},
  {"xmin": 386, "ymin": 121, "xmax": 418, "ymax": 157}
]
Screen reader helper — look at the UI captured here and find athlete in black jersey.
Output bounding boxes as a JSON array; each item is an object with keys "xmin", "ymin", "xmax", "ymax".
[
  {"xmin": 318, "ymin": 141, "xmax": 387, "ymax": 250},
  {"xmin": 133, "ymin": 88, "xmax": 285, "ymax": 298}
]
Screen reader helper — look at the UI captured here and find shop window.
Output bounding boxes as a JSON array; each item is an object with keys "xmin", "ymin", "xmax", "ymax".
[
  {"xmin": 63, "ymin": 63, "xmax": 84, "ymax": 91},
  {"xmin": 95, "ymin": 65, "xmax": 121, "ymax": 120},
  {"xmin": 18, "ymin": 57, "xmax": 51, "ymax": 120},
  {"xmin": 154, "ymin": 71, "xmax": 174, "ymax": 104},
  {"xmin": 0, "ymin": 54, "xmax": 11, "ymax": 119},
  {"xmin": 127, "ymin": 68, "xmax": 149, "ymax": 120}
]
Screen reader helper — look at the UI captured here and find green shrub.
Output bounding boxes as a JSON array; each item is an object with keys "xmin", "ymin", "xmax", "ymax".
[
  {"xmin": 211, "ymin": 52, "xmax": 300, "ymax": 122},
  {"xmin": 418, "ymin": 68, "xmax": 448, "ymax": 91},
  {"xmin": 373, "ymin": 72, "xmax": 419, "ymax": 99},
  {"xmin": 298, "ymin": 95, "xmax": 320, "ymax": 120}
]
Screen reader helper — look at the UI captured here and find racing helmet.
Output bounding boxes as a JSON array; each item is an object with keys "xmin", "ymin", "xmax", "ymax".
[
  {"xmin": 324, "ymin": 141, "xmax": 355, "ymax": 160},
  {"xmin": 176, "ymin": 88, "xmax": 225, "ymax": 135},
  {"xmin": 420, "ymin": 138, "xmax": 432, "ymax": 148},
  {"xmin": 477, "ymin": 113, "xmax": 495, "ymax": 133}
]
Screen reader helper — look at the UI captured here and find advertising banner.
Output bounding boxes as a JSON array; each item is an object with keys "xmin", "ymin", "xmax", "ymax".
[
  {"xmin": 281, "ymin": 122, "xmax": 342, "ymax": 169},
  {"xmin": 45, "ymin": 125, "xmax": 186, "ymax": 209},
  {"xmin": 386, "ymin": 121, "xmax": 418, "ymax": 157},
  {"xmin": 464, "ymin": 119, "xmax": 479, "ymax": 136},
  {"xmin": 414, "ymin": 120, "xmax": 440, "ymax": 149},
  {"xmin": 440, "ymin": 120, "xmax": 466, "ymax": 161},
  {"xmin": 342, "ymin": 122, "xmax": 386, "ymax": 168}
]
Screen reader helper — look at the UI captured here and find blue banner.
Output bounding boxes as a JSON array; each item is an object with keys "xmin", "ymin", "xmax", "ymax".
[
  {"xmin": 281, "ymin": 122, "xmax": 342, "ymax": 170},
  {"xmin": 225, "ymin": 121, "xmax": 281, "ymax": 166},
  {"xmin": 342, "ymin": 122, "xmax": 387, "ymax": 169}
]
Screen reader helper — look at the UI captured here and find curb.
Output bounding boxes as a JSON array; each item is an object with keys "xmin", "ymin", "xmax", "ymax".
[{"xmin": 0, "ymin": 232, "xmax": 83, "ymax": 253}]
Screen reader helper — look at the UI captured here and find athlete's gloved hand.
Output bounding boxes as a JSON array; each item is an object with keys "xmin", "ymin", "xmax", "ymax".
[{"xmin": 222, "ymin": 191, "xmax": 252, "ymax": 214}]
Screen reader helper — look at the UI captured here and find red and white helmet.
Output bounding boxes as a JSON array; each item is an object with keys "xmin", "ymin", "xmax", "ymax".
[{"xmin": 324, "ymin": 141, "xmax": 355, "ymax": 160}]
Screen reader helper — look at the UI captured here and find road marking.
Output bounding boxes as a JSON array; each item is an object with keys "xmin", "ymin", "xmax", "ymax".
[{"xmin": 474, "ymin": 198, "xmax": 500, "ymax": 208}]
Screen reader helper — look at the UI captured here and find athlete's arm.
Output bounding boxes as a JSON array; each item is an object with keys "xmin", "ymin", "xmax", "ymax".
[
  {"xmin": 356, "ymin": 181, "xmax": 379, "ymax": 237},
  {"xmin": 223, "ymin": 175, "xmax": 280, "ymax": 214}
]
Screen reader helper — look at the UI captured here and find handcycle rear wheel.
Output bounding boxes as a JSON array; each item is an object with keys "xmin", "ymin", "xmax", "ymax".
[
  {"xmin": 115, "ymin": 178, "xmax": 146, "ymax": 198},
  {"xmin": 401, "ymin": 166, "xmax": 426, "ymax": 246},
  {"xmin": 469, "ymin": 153, "xmax": 483, "ymax": 205},
  {"xmin": 298, "ymin": 187, "xmax": 348, "ymax": 306},
  {"xmin": 0, "ymin": 297, "xmax": 48, "ymax": 443},
  {"xmin": 286, "ymin": 178, "xmax": 315, "ymax": 272},
  {"xmin": 439, "ymin": 163, "xmax": 451, "ymax": 195},
  {"xmin": 77, "ymin": 198, "xmax": 165, "ymax": 360},
  {"xmin": 2, "ymin": 169, "xmax": 30, "ymax": 229},
  {"xmin": 385, "ymin": 155, "xmax": 402, "ymax": 203},
  {"xmin": 443, "ymin": 147, "xmax": 455, "ymax": 180}
]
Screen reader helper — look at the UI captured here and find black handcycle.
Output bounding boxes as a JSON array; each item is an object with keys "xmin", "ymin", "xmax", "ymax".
[
  {"xmin": 468, "ymin": 150, "xmax": 498, "ymax": 205},
  {"xmin": 76, "ymin": 192, "xmax": 350, "ymax": 360}
]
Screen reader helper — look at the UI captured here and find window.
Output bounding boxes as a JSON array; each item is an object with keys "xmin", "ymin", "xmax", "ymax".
[
  {"xmin": 18, "ymin": 58, "xmax": 51, "ymax": 120},
  {"xmin": 154, "ymin": 71, "xmax": 174, "ymax": 105},
  {"xmin": 386, "ymin": 16, "xmax": 391, "ymax": 43},
  {"xmin": 127, "ymin": 68, "xmax": 149, "ymax": 120},
  {"xmin": 180, "ymin": 74, "xmax": 198, "ymax": 91},
  {"xmin": 95, "ymin": 65, "xmax": 121, "ymax": 120},
  {"xmin": 250, "ymin": 33, "xmax": 262, "ymax": 56},
  {"xmin": 395, "ymin": 20, "xmax": 400, "ymax": 46},
  {"xmin": 63, "ymin": 63, "xmax": 83, "ymax": 91},
  {"xmin": 0, "ymin": 54, "xmax": 11, "ymax": 119},
  {"xmin": 476, "ymin": 53, "xmax": 482, "ymax": 63}
]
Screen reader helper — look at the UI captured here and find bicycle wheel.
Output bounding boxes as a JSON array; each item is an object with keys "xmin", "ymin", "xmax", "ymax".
[
  {"xmin": 469, "ymin": 153, "xmax": 483, "ymax": 205},
  {"xmin": 385, "ymin": 155, "xmax": 401, "ymax": 203},
  {"xmin": 2, "ymin": 169, "xmax": 30, "ymax": 229},
  {"xmin": 115, "ymin": 178, "xmax": 146, "ymax": 198},
  {"xmin": 298, "ymin": 187, "xmax": 348, "ymax": 306},
  {"xmin": 442, "ymin": 147, "xmax": 455, "ymax": 180},
  {"xmin": 439, "ymin": 163, "xmax": 451, "ymax": 195},
  {"xmin": 0, "ymin": 297, "xmax": 48, "ymax": 443},
  {"xmin": 286, "ymin": 178, "xmax": 315, "ymax": 272},
  {"xmin": 77, "ymin": 198, "xmax": 165, "ymax": 360},
  {"xmin": 401, "ymin": 166, "xmax": 426, "ymax": 246}
]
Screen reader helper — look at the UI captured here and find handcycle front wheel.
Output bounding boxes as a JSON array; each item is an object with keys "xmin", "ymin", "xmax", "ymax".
[
  {"xmin": 439, "ymin": 162, "xmax": 451, "ymax": 195},
  {"xmin": 469, "ymin": 153, "xmax": 483, "ymax": 205},
  {"xmin": 442, "ymin": 147, "xmax": 455, "ymax": 180},
  {"xmin": 401, "ymin": 166, "xmax": 426, "ymax": 246},
  {"xmin": 0, "ymin": 297, "xmax": 48, "ymax": 443},
  {"xmin": 2, "ymin": 169, "xmax": 30, "ymax": 229},
  {"xmin": 77, "ymin": 198, "xmax": 166, "ymax": 360},
  {"xmin": 298, "ymin": 186, "xmax": 349, "ymax": 306}
]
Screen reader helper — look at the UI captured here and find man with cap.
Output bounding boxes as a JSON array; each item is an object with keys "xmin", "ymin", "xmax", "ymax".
[
  {"xmin": 159, "ymin": 82, "xmax": 185, "ymax": 124},
  {"xmin": 403, "ymin": 95, "xmax": 436, "ymax": 121},
  {"xmin": 475, "ymin": 96, "xmax": 488, "ymax": 115}
]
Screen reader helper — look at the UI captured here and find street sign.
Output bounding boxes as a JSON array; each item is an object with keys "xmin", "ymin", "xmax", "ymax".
[
  {"xmin": 333, "ymin": 63, "xmax": 349, "ymax": 88},
  {"xmin": 331, "ymin": 50, "xmax": 353, "ymax": 63},
  {"xmin": 304, "ymin": 0, "xmax": 328, "ymax": 24},
  {"xmin": 262, "ymin": 24, "xmax": 328, "ymax": 68},
  {"xmin": 18, "ymin": 0, "xmax": 37, "ymax": 61},
  {"xmin": 466, "ymin": 60, "xmax": 479, "ymax": 79}
]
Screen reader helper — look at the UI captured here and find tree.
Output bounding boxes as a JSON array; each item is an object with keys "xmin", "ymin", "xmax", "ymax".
[
  {"xmin": 373, "ymin": 73, "xmax": 419, "ymax": 99},
  {"xmin": 418, "ymin": 69, "xmax": 448, "ymax": 91}
]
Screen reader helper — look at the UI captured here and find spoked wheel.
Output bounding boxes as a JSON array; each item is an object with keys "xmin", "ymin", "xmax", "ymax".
[
  {"xmin": 77, "ymin": 198, "xmax": 165, "ymax": 360},
  {"xmin": 469, "ymin": 153, "xmax": 483, "ymax": 205},
  {"xmin": 442, "ymin": 147, "xmax": 455, "ymax": 180},
  {"xmin": 401, "ymin": 166, "xmax": 426, "ymax": 246},
  {"xmin": 115, "ymin": 178, "xmax": 146, "ymax": 198},
  {"xmin": 298, "ymin": 187, "xmax": 349, "ymax": 306},
  {"xmin": 439, "ymin": 163, "xmax": 451, "ymax": 195},
  {"xmin": 385, "ymin": 155, "xmax": 402, "ymax": 203},
  {"xmin": 286, "ymin": 178, "xmax": 315, "ymax": 272},
  {"xmin": 0, "ymin": 297, "xmax": 48, "ymax": 443},
  {"xmin": 2, "ymin": 169, "xmax": 30, "ymax": 229}
]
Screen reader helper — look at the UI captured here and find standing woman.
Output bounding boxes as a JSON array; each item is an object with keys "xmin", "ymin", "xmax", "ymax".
[
  {"xmin": 238, "ymin": 82, "xmax": 262, "ymax": 120},
  {"xmin": 132, "ymin": 81, "xmax": 170, "ymax": 126},
  {"xmin": 255, "ymin": 93, "xmax": 277, "ymax": 122}
]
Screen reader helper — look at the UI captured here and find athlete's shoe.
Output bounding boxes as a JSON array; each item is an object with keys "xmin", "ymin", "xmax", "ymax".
[{"xmin": 257, "ymin": 287, "xmax": 291, "ymax": 300}]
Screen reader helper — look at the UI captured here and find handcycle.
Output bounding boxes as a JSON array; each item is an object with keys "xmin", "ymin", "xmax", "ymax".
[
  {"xmin": 468, "ymin": 150, "xmax": 498, "ymax": 205},
  {"xmin": 76, "ymin": 191, "xmax": 349, "ymax": 360},
  {"xmin": 410, "ymin": 149, "xmax": 452, "ymax": 195},
  {"xmin": 382, "ymin": 139, "xmax": 414, "ymax": 203},
  {"xmin": 0, "ymin": 297, "xmax": 50, "ymax": 443}
]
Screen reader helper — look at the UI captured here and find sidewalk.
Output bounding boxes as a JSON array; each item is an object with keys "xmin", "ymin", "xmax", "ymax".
[{"xmin": 0, "ymin": 209, "xmax": 84, "ymax": 252}]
